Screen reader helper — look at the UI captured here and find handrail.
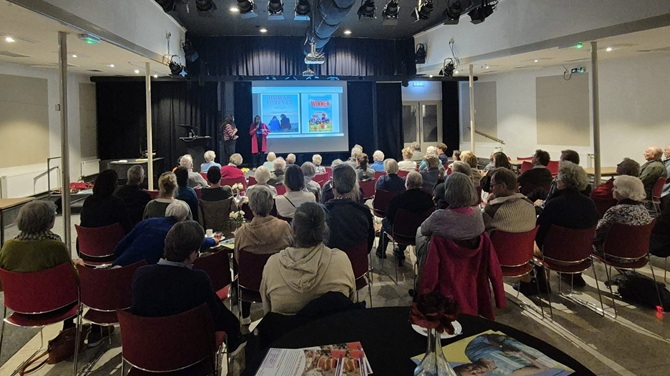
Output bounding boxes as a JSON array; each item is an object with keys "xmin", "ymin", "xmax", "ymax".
[
  {"xmin": 467, "ymin": 127, "xmax": 505, "ymax": 144},
  {"xmin": 47, "ymin": 157, "xmax": 61, "ymax": 199}
]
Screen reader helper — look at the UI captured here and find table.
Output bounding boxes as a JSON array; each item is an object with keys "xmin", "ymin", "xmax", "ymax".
[
  {"xmin": 0, "ymin": 197, "xmax": 34, "ymax": 246},
  {"xmin": 104, "ymin": 158, "xmax": 165, "ymax": 186},
  {"xmin": 584, "ymin": 167, "xmax": 618, "ymax": 177},
  {"xmin": 248, "ymin": 307, "xmax": 595, "ymax": 375}
]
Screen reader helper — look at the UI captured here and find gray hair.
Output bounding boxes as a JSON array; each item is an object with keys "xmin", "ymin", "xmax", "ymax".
[
  {"xmin": 17, "ymin": 200, "xmax": 56, "ymax": 233},
  {"xmin": 332, "ymin": 164, "xmax": 357, "ymax": 196},
  {"xmin": 301, "ymin": 162, "xmax": 317, "ymax": 178},
  {"xmin": 351, "ymin": 146, "xmax": 363, "ymax": 159},
  {"xmin": 460, "ymin": 151, "xmax": 478, "ymax": 168},
  {"xmin": 312, "ymin": 154, "xmax": 322, "ymax": 166},
  {"xmin": 127, "ymin": 165, "xmax": 144, "ymax": 185},
  {"xmin": 254, "ymin": 166, "xmax": 271, "ymax": 184},
  {"xmin": 405, "ymin": 171, "xmax": 423, "ymax": 189},
  {"xmin": 267, "ymin": 152, "xmax": 276, "ymax": 162},
  {"xmin": 617, "ymin": 157, "xmax": 640, "ymax": 176},
  {"xmin": 613, "ymin": 175, "xmax": 647, "ymax": 201},
  {"xmin": 286, "ymin": 153, "xmax": 296, "ymax": 164},
  {"xmin": 557, "ymin": 161, "xmax": 589, "ymax": 191},
  {"xmin": 163, "ymin": 221, "xmax": 204, "ymax": 262},
  {"xmin": 450, "ymin": 161, "xmax": 472, "ymax": 176},
  {"xmin": 384, "ymin": 158, "xmax": 399, "ymax": 174},
  {"xmin": 229, "ymin": 153, "xmax": 243, "ymax": 166},
  {"xmin": 179, "ymin": 154, "xmax": 194, "ymax": 169},
  {"xmin": 373, "ymin": 150, "xmax": 385, "ymax": 162},
  {"xmin": 203, "ymin": 150, "xmax": 216, "ymax": 163},
  {"xmin": 444, "ymin": 172, "xmax": 479, "ymax": 208},
  {"xmin": 331, "ymin": 159, "xmax": 342, "ymax": 168},
  {"xmin": 248, "ymin": 185, "xmax": 274, "ymax": 216},
  {"xmin": 165, "ymin": 200, "xmax": 191, "ymax": 221},
  {"xmin": 425, "ymin": 146, "xmax": 436, "ymax": 156},
  {"xmin": 273, "ymin": 157, "xmax": 286, "ymax": 172}
]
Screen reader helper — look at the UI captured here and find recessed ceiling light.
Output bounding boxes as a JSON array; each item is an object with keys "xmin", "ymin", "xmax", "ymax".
[
  {"xmin": 153, "ymin": 74, "xmax": 158, "ymax": 78},
  {"xmin": 71, "ymin": 54, "xmax": 77, "ymax": 58},
  {"xmin": 134, "ymin": 69, "xmax": 140, "ymax": 74},
  {"xmin": 485, "ymin": 65, "xmax": 489, "ymax": 69},
  {"xmin": 534, "ymin": 59, "xmax": 539, "ymax": 63},
  {"xmin": 454, "ymin": 70, "xmax": 459, "ymax": 74},
  {"xmin": 259, "ymin": 28, "xmax": 267, "ymax": 33},
  {"xmin": 5, "ymin": 36, "xmax": 15, "ymax": 43},
  {"xmin": 344, "ymin": 30, "xmax": 352, "ymax": 35},
  {"xmin": 108, "ymin": 64, "xmax": 115, "ymax": 68},
  {"xmin": 429, "ymin": 75, "xmax": 433, "ymax": 78},
  {"xmin": 230, "ymin": 6, "xmax": 239, "ymax": 12},
  {"xmin": 606, "ymin": 47, "xmax": 613, "ymax": 52}
]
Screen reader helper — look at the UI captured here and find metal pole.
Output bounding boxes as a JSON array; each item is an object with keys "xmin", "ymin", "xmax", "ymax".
[
  {"xmin": 591, "ymin": 41, "xmax": 601, "ymax": 184},
  {"xmin": 58, "ymin": 31, "xmax": 72, "ymax": 253},
  {"xmin": 145, "ymin": 62, "xmax": 154, "ymax": 190},
  {"xmin": 469, "ymin": 64, "xmax": 475, "ymax": 153}
]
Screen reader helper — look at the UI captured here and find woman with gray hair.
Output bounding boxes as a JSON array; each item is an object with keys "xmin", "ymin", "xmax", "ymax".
[
  {"xmin": 301, "ymin": 161, "xmax": 321, "ymax": 197},
  {"xmin": 234, "ymin": 185, "xmax": 292, "ymax": 323},
  {"xmin": 268, "ymin": 157, "xmax": 287, "ymax": 186},
  {"xmin": 375, "ymin": 158, "xmax": 405, "ymax": 192},
  {"xmin": 179, "ymin": 154, "xmax": 209, "ymax": 188},
  {"xmin": 200, "ymin": 150, "xmax": 221, "ymax": 173},
  {"xmin": 312, "ymin": 154, "xmax": 326, "ymax": 174},
  {"xmin": 247, "ymin": 166, "xmax": 278, "ymax": 196}
]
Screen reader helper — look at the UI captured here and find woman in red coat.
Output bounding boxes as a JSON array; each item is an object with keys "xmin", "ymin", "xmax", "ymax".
[{"xmin": 250, "ymin": 115, "xmax": 270, "ymax": 167}]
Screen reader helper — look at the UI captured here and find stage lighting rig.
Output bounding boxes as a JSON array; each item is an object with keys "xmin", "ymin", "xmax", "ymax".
[
  {"xmin": 237, "ymin": 0, "xmax": 258, "ymax": 18},
  {"xmin": 268, "ymin": 0, "xmax": 284, "ymax": 20},
  {"xmin": 357, "ymin": 0, "xmax": 377, "ymax": 19},
  {"xmin": 415, "ymin": 44, "xmax": 427, "ymax": 64},
  {"xmin": 294, "ymin": 0, "xmax": 311, "ymax": 20},
  {"xmin": 382, "ymin": 0, "xmax": 399, "ymax": 20},
  {"xmin": 412, "ymin": 0, "xmax": 433, "ymax": 21},
  {"xmin": 439, "ymin": 58, "xmax": 455, "ymax": 77},
  {"xmin": 468, "ymin": 0, "xmax": 497, "ymax": 24}
]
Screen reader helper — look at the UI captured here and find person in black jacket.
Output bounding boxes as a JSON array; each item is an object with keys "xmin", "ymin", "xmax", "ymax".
[
  {"xmin": 518, "ymin": 149, "xmax": 553, "ymax": 201},
  {"xmin": 114, "ymin": 165, "xmax": 151, "ymax": 228},
  {"xmin": 81, "ymin": 169, "xmax": 132, "ymax": 233}
]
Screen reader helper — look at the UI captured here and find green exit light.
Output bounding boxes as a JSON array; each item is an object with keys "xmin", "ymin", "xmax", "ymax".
[
  {"xmin": 576, "ymin": 42, "xmax": 584, "ymax": 49},
  {"xmin": 78, "ymin": 34, "xmax": 101, "ymax": 44}
]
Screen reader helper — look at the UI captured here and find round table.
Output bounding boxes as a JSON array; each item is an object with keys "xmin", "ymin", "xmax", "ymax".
[{"xmin": 249, "ymin": 306, "xmax": 594, "ymax": 375}]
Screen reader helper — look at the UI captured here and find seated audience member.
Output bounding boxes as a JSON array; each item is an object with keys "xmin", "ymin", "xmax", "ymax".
[
  {"xmin": 398, "ymin": 147, "xmax": 417, "ymax": 172},
  {"xmin": 650, "ymin": 202, "xmax": 670, "ymax": 258},
  {"xmin": 590, "ymin": 158, "xmax": 640, "ymax": 215},
  {"xmin": 483, "ymin": 168, "xmax": 536, "ymax": 233},
  {"xmin": 435, "ymin": 161, "xmax": 472, "ymax": 194},
  {"xmin": 114, "ymin": 200, "xmax": 204, "ymax": 266},
  {"xmin": 268, "ymin": 157, "xmax": 287, "ymax": 186},
  {"xmin": 535, "ymin": 149, "xmax": 590, "ymax": 212},
  {"xmin": 179, "ymin": 154, "xmax": 209, "ymax": 188},
  {"xmin": 378, "ymin": 172, "xmax": 434, "ymax": 265},
  {"xmin": 452, "ymin": 150, "xmax": 461, "ymax": 162},
  {"xmin": 260, "ymin": 202, "xmax": 356, "ymax": 315},
  {"xmin": 263, "ymin": 152, "xmax": 277, "ymax": 172},
  {"xmin": 312, "ymin": 154, "xmax": 326, "ymax": 174},
  {"xmin": 639, "ymin": 146, "xmax": 667, "ymax": 201},
  {"xmin": 144, "ymin": 172, "xmax": 180, "ymax": 219},
  {"xmin": 356, "ymin": 153, "xmax": 375, "ymax": 181},
  {"xmin": 492, "ymin": 151, "xmax": 512, "ymax": 171},
  {"xmin": 436, "ymin": 143, "xmax": 449, "ymax": 165},
  {"xmin": 325, "ymin": 164, "xmax": 375, "ymax": 254},
  {"xmin": 370, "ymin": 150, "xmax": 385, "ymax": 172},
  {"xmin": 347, "ymin": 146, "xmax": 363, "ymax": 167},
  {"xmin": 221, "ymin": 153, "xmax": 245, "ymax": 179},
  {"xmin": 274, "ymin": 164, "xmax": 316, "ymax": 218},
  {"xmin": 81, "ymin": 169, "xmax": 132, "ymax": 233},
  {"xmin": 200, "ymin": 166, "xmax": 232, "ymax": 201},
  {"xmin": 420, "ymin": 155, "xmax": 441, "ymax": 192},
  {"xmin": 483, "ymin": 147, "xmax": 504, "ymax": 171},
  {"xmin": 114, "ymin": 165, "xmax": 152, "ymax": 228},
  {"xmin": 285, "ymin": 153, "xmax": 297, "ymax": 165},
  {"xmin": 460, "ymin": 150, "xmax": 483, "ymax": 188},
  {"xmin": 234, "ymin": 186, "xmax": 291, "ymax": 324},
  {"xmin": 419, "ymin": 146, "xmax": 437, "ymax": 171},
  {"xmin": 247, "ymin": 166, "xmax": 278, "ymax": 196},
  {"xmin": 375, "ymin": 159, "xmax": 406, "ymax": 192},
  {"xmin": 518, "ymin": 149, "xmax": 553, "ymax": 201},
  {"xmin": 130, "ymin": 221, "xmax": 245, "ymax": 367},
  {"xmin": 174, "ymin": 167, "xmax": 199, "ymax": 219},
  {"xmin": 593, "ymin": 176, "xmax": 653, "ymax": 261},
  {"xmin": 662, "ymin": 144, "xmax": 670, "ymax": 209},
  {"xmin": 301, "ymin": 162, "xmax": 322, "ymax": 197},
  {"xmin": 200, "ymin": 150, "xmax": 221, "ymax": 173},
  {"xmin": 321, "ymin": 159, "xmax": 365, "ymax": 204}
]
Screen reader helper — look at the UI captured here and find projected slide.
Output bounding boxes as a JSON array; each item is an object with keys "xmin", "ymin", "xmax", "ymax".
[{"xmin": 252, "ymin": 82, "xmax": 348, "ymax": 153}]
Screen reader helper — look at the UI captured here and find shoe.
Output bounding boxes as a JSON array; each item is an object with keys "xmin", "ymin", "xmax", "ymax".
[
  {"xmin": 240, "ymin": 316, "xmax": 251, "ymax": 326},
  {"xmin": 228, "ymin": 340, "xmax": 246, "ymax": 376},
  {"xmin": 87, "ymin": 325, "xmax": 115, "ymax": 348},
  {"xmin": 560, "ymin": 273, "xmax": 586, "ymax": 288}
]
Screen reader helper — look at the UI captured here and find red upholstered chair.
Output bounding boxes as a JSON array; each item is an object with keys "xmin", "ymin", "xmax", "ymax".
[
  {"xmin": 534, "ymin": 225, "xmax": 601, "ymax": 318},
  {"xmin": 200, "ymin": 172, "xmax": 208, "ymax": 181},
  {"xmin": 386, "ymin": 207, "xmax": 435, "ymax": 282},
  {"xmin": 145, "ymin": 189, "xmax": 159, "ymax": 199},
  {"xmin": 372, "ymin": 189, "xmax": 403, "ymax": 218},
  {"xmin": 490, "ymin": 226, "xmax": 539, "ymax": 278},
  {"xmin": 194, "ymin": 250, "xmax": 233, "ymax": 302},
  {"xmin": 341, "ymin": 241, "xmax": 373, "ymax": 306},
  {"xmin": 75, "ymin": 222, "xmax": 126, "ymax": 265},
  {"xmin": 519, "ymin": 161, "xmax": 533, "ymax": 173},
  {"xmin": 324, "ymin": 166, "xmax": 333, "ymax": 179},
  {"xmin": 221, "ymin": 176, "xmax": 247, "ymax": 191},
  {"xmin": 237, "ymin": 250, "xmax": 275, "ymax": 319},
  {"xmin": 313, "ymin": 173, "xmax": 329, "ymax": 187},
  {"xmin": 275, "ymin": 184, "xmax": 287, "ymax": 195},
  {"xmin": 247, "ymin": 176, "xmax": 258, "ymax": 186},
  {"xmin": 359, "ymin": 179, "xmax": 377, "ymax": 200},
  {"xmin": 117, "ymin": 304, "xmax": 225, "ymax": 375},
  {"xmin": 547, "ymin": 161, "xmax": 559, "ymax": 177},
  {"xmin": 592, "ymin": 221, "xmax": 659, "ymax": 317},
  {"xmin": 373, "ymin": 171, "xmax": 385, "ymax": 180},
  {"xmin": 396, "ymin": 170, "xmax": 410, "ymax": 178},
  {"xmin": 0, "ymin": 262, "xmax": 82, "ymax": 375},
  {"xmin": 516, "ymin": 156, "xmax": 533, "ymax": 161},
  {"xmin": 646, "ymin": 177, "xmax": 666, "ymax": 216}
]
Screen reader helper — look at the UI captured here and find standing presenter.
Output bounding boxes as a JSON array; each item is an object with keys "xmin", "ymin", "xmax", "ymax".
[
  {"xmin": 250, "ymin": 115, "xmax": 270, "ymax": 168},
  {"xmin": 219, "ymin": 114, "xmax": 238, "ymax": 165}
]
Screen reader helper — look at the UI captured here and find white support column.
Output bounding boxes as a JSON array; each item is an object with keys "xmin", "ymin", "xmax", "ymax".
[
  {"xmin": 58, "ymin": 31, "xmax": 71, "ymax": 252},
  {"xmin": 145, "ymin": 62, "xmax": 154, "ymax": 190},
  {"xmin": 469, "ymin": 64, "xmax": 475, "ymax": 153},
  {"xmin": 591, "ymin": 41, "xmax": 601, "ymax": 184}
]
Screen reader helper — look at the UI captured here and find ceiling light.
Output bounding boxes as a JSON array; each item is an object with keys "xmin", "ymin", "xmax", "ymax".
[
  {"xmin": 443, "ymin": 0, "xmax": 462, "ymax": 24},
  {"xmin": 153, "ymin": 74, "xmax": 158, "ymax": 78},
  {"xmin": 134, "ymin": 69, "xmax": 140, "ymax": 74},
  {"xmin": 5, "ymin": 36, "xmax": 15, "ymax": 43},
  {"xmin": 439, "ymin": 58, "xmax": 455, "ymax": 77},
  {"xmin": 413, "ymin": 0, "xmax": 433, "ymax": 21},
  {"xmin": 259, "ymin": 28, "xmax": 268, "ymax": 33},
  {"xmin": 357, "ymin": 0, "xmax": 376, "ymax": 19},
  {"xmin": 606, "ymin": 47, "xmax": 613, "ymax": 52},
  {"xmin": 344, "ymin": 30, "xmax": 352, "ymax": 35},
  {"xmin": 230, "ymin": 6, "xmax": 239, "ymax": 12},
  {"xmin": 382, "ymin": 0, "xmax": 399, "ymax": 20},
  {"xmin": 576, "ymin": 42, "xmax": 584, "ymax": 49},
  {"xmin": 415, "ymin": 44, "xmax": 427, "ymax": 64},
  {"xmin": 169, "ymin": 57, "xmax": 187, "ymax": 76},
  {"xmin": 294, "ymin": 0, "xmax": 311, "ymax": 20},
  {"xmin": 78, "ymin": 33, "xmax": 101, "ymax": 44},
  {"xmin": 454, "ymin": 70, "xmax": 459, "ymax": 74},
  {"xmin": 429, "ymin": 75, "xmax": 433, "ymax": 78},
  {"xmin": 485, "ymin": 65, "xmax": 489, "ymax": 69},
  {"xmin": 108, "ymin": 64, "xmax": 115, "ymax": 68},
  {"xmin": 71, "ymin": 54, "xmax": 77, "ymax": 58},
  {"xmin": 534, "ymin": 59, "xmax": 539, "ymax": 63},
  {"xmin": 237, "ymin": 0, "xmax": 258, "ymax": 17},
  {"xmin": 268, "ymin": 0, "xmax": 284, "ymax": 19}
]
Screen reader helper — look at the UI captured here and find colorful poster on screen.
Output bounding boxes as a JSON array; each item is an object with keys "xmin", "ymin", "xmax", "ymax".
[
  {"xmin": 260, "ymin": 94, "xmax": 300, "ymax": 133},
  {"xmin": 305, "ymin": 94, "xmax": 337, "ymax": 134}
]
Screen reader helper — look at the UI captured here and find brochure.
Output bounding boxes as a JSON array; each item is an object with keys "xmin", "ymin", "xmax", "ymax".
[
  {"xmin": 256, "ymin": 341, "xmax": 372, "ymax": 376},
  {"xmin": 411, "ymin": 330, "xmax": 574, "ymax": 376}
]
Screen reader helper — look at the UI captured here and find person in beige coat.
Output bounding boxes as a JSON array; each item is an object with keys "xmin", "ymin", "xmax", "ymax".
[{"xmin": 260, "ymin": 201, "xmax": 355, "ymax": 315}]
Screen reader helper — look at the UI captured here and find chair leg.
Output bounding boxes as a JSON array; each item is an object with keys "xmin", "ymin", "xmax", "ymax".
[
  {"xmin": 591, "ymin": 260, "xmax": 606, "ymax": 317},
  {"xmin": 544, "ymin": 269, "xmax": 554, "ymax": 319},
  {"xmin": 367, "ymin": 274, "xmax": 373, "ymax": 308},
  {"xmin": 73, "ymin": 303, "xmax": 83, "ymax": 375},
  {"xmin": 0, "ymin": 305, "xmax": 6, "ymax": 362},
  {"xmin": 531, "ymin": 268, "xmax": 545, "ymax": 319},
  {"xmin": 603, "ymin": 264, "xmax": 618, "ymax": 318},
  {"xmin": 648, "ymin": 255, "xmax": 665, "ymax": 313},
  {"xmin": 665, "ymin": 258, "xmax": 668, "ymax": 283}
]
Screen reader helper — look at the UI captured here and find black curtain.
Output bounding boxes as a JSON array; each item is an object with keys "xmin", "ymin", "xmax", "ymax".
[
  {"xmin": 347, "ymin": 82, "xmax": 375, "ymax": 155},
  {"xmin": 233, "ymin": 82, "xmax": 253, "ymax": 165},
  {"xmin": 96, "ymin": 82, "xmax": 146, "ymax": 160},
  {"xmin": 442, "ymin": 82, "xmax": 460, "ymax": 156},
  {"xmin": 375, "ymin": 83, "xmax": 403, "ymax": 160}
]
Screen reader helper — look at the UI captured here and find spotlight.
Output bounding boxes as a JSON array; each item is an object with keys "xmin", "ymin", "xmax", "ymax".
[
  {"xmin": 169, "ymin": 56, "xmax": 187, "ymax": 77},
  {"xmin": 182, "ymin": 40, "xmax": 199, "ymax": 63},
  {"xmin": 415, "ymin": 44, "xmax": 427, "ymax": 64},
  {"xmin": 412, "ymin": 0, "xmax": 433, "ymax": 21},
  {"xmin": 268, "ymin": 0, "xmax": 284, "ymax": 20},
  {"xmin": 237, "ymin": 0, "xmax": 258, "ymax": 18},
  {"xmin": 438, "ymin": 58, "xmax": 455, "ymax": 77},
  {"xmin": 155, "ymin": 0, "xmax": 176, "ymax": 12},
  {"xmin": 468, "ymin": 0, "xmax": 496, "ymax": 24},
  {"xmin": 195, "ymin": 0, "xmax": 215, "ymax": 11},
  {"xmin": 382, "ymin": 0, "xmax": 399, "ymax": 19},
  {"xmin": 294, "ymin": 0, "xmax": 311, "ymax": 20},
  {"xmin": 357, "ymin": 0, "xmax": 376, "ymax": 19},
  {"xmin": 443, "ymin": 0, "xmax": 462, "ymax": 24}
]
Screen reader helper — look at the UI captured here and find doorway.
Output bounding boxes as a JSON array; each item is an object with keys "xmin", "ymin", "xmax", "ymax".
[{"xmin": 402, "ymin": 101, "xmax": 442, "ymax": 160}]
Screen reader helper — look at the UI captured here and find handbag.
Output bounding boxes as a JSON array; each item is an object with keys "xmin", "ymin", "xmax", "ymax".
[{"xmin": 18, "ymin": 324, "xmax": 90, "ymax": 375}]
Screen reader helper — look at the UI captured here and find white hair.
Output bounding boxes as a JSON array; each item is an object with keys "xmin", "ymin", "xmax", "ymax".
[
  {"xmin": 203, "ymin": 150, "xmax": 216, "ymax": 162},
  {"xmin": 255, "ymin": 166, "xmax": 271, "ymax": 184},
  {"xmin": 372, "ymin": 150, "xmax": 384, "ymax": 162},
  {"xmin": 179, "ymin": 154, "xmax": 194, "ymax": 169},
  {"xmin": 229, "ymin": 153, "xmax": 243, "ymax": 166},
  {"xmin": 267, "ymin": 152, "xmax": 276, "ymax": 162},
  {"xmin": 165, "ymin": 200, "xmax": 191, "ymax": 221},
  {"xmin": 286, "ymin": 153, "xmax": 296, "ymax": 164},
  {"xmin": 312, "ymin": 154, "xmax": 322, "ymax": 166}
]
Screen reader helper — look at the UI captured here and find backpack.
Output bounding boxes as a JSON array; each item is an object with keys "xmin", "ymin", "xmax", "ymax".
[{"xmin": 615, "ymin": 270, "xmax": 670, "ymax": 311}]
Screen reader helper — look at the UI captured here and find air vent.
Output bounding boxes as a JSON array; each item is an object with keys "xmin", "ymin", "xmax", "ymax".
[{"xmin": 0, "ymin": 51, "xmax": 29, "ymax": 58}]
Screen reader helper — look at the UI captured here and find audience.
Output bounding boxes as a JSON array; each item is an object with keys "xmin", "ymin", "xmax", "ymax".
[
  {"xmin": 347, "ymin": 145, "xmax": 363, "ymax": 167},
  {"xmin": 260, "ymin": 202, "xmax": 355, "ymax": 315},
  {"xmin": 324, "ymin": 164, "xmax": 375, "ymax": 254},
  {"xmin": 178, "ymin": 154, "xmax": 209, "ymax": 188},
  {"xmin": 483, "ymin": 168, "xmax": 536, "ymax": 233},
  {"xmin": 301, "ymin": 162, "xmax": 321, "ymax": 197},
  {"xmin": 375, "ymin": 159, "xmax": 406, "ymax": 192},
  {"xmin": 452, "ymin": 150, "xmax": 461, "ymax": 162},
  {"xmin": 535, "ymin": 149, "xmax": 589, "ymax": 213},
  {"xmin": 483, "ymin": 147, "xmax": 504, "ymax": 171},
  {"xmin": 639, "ymin": 146, "xmax": 667, "ymax": 201},
  {"xmin": 263, "ymin": 152, "xmax": 276, "ymax": 171},
  {"xmin": 518, "ymin": 149, "xmax": 553, "ymax": 201},
  {"xmin": 436, "ymin": 143, "xmax": 449, "ymax": 165},
  {"xmin": 221, "ymin": 153, "xmax": 245, "ymax": 179},
  {"xmin": 200, "ymin": 150, "xmax": 221, "ymax": 173},
  {"xmin": 130, "ymin": 221, "xmax": 245, "ymax": 371},
  {"xmin": 248, "ymin": 166, "xmax": 278, "ymax": 195},
  {"xmin": 285, "ymin": 153, "xmax": 296, "ymax": 165},
  {"xmin": 234, "ymin": 186, "xmax": 291, "ymax": 323},
  {"xmin": 320, "ymin": 159, "xmax": 363, "ymax": 205},
  {"xmin": 200, "ymin": 166, "xmax": 232, "ymax": 201},
  {"xmin": 398, "ymin": 147, "xmax": 417, "ymax": 172},
  {"xmin": 81, "ymin": 169, "xmax": 132, "ymax": 233},
  {"xmin": 590, "ymin": 158, "xmax": 640, "ymax": 216},
  {"xmin": 174, "ymin": 167, "xmax": 199, "ymax": 220},
  {"xmin": 312, "ymin": 153, "xmax": 326, "ymax": 174},
  {"xmin": 143, "ymin": 172, "xmax": 180, "ymax": 219},
  {"xmin": 651, "ymin": 202, "xmax": 670, "ymax": 258},
  {"xmin": 274, "ymin": 164, "xmax": 316, "ymax": 218},
  {"xmin": 114, "ymin": 165, "xmax": 152, "ymax": 228},
  {"xmin": 460, "ymin": 150, "xmax": 483, "ymax": 188},
  {"xmin": 356, "ymin": 153, "xmax": 375, "ymax": 181},
  {"xmin": 268, "ymin": 157, "xmax": 287, "ymax": 186},
  {"xmin": 420, "ymin": 155, "xmax": 441, "ymax": 192},
  {"xmin": 370, "ymin": 150, "xmax": 385, "ymax": 172},
  {"xmin": 419, "ymin": 146, "xmax": 437, "ymax": 171}
]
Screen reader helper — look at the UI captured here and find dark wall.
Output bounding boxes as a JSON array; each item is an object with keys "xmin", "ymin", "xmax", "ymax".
[{"xmin": 442, "ymin": 81, "xmax": 460, "ymax": 156}]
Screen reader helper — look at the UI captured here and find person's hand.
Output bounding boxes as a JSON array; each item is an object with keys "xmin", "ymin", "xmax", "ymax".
[
  {"xmin": 533, "ymin": 199, "xmax": 544, "ymax": 207},
  {"xmin": 73, "ymin": 258, "xmax": 85, "ymax": 266},
  {"xmin": 233, "ymin": 135, "xmax": 239, "ymax": 140}
]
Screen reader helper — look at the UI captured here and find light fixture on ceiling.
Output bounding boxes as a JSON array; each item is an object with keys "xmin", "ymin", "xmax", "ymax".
[
  {"xmin": 71, "ymin": 54, "xmax": 78, "ymax": 58},
  {"xmin": 237, "ymin": 0, "xmax": 258, "ymax": 18},
  {"xmin": 5, "ymin": 36, "xmax": 15, "ymax": 43},
  {"xmin": 468, "ymin": 0, "xmax": 497, "ymax": 24},
  {"xmin": 108, "ymin": 64, "xmax": 115, "ymax": 68},
  {"xmin": 153, "ymin": 74, "xmax": 159, "ymax": 78},
  {"xmin": 134, "ymin": 69, "xmax": 140, "ymax": 74},
  {"xmin": 169, "ymin": 56, "xmax": 187, "ymax": 76},
  {"xmin": 606, "ymin": 47, "xmax": 613, "ymax": 52},
  {"xmin": 443, "ymin": 0, "xmax": 461, "ymax": 24},
  {"xmin": 268, "ymin": 0, "xmax": 284, "ymax": 19},
  {"xmin": 357, "ymin": 0, "xmax": 376, "ymax": 19},
  {"xmin": 230, "ymin": 6, "xmax": 239, "ymax": 12},
  {"xmin": 382, "ymin": 0, "xmax": 399, "ymax": 24},
  {"xmin": 294, "ymin": 0, "xmax": 311, "ymax": 20},
  {"xmin": 412, "ymin": 0, "xmax": 434, "ymax": 21},
  {"xmin": 78, "ymin": 33, "xmax": 101, "ymax": 44},
  {"xmin": 259, "ymin": 28, "xmax": 268, "ymax": 33},
  {"xmin": 439, "ymin": 58, "xmax": 455, "ymax": 77},
  {"xmin": 415, "ymin": 44, "xmax": 427, "ymax": 64},
  {"xmin": 344, "ymin": 30, "xmax": 352, "ymax": 35}
]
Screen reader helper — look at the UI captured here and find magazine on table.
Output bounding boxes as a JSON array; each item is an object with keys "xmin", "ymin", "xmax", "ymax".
[
  {"xmin": 256, "ymin": 341, "xmax": 372, "ymax": 376},
  {"xmin": 411, "ymin": 330, "xmax": 574, "ymax": 376}
]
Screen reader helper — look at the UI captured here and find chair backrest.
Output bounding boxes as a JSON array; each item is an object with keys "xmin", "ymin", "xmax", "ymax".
[
  {"xmin": 341, "ymin": 241, "xmax": 370, "ymax": 280},
  {"xmin": 313, "ymin": 173, "xmax": 329, "ymax": 187},
  {"xmin": 78, "ymin": 260, "xmax": 147, "ymax": 312},
  {"xmin": 75, "ymin": 222, "xmax": 126, "ymax": 259},
  {"xmin": 117, "ymin": 304, "xmax": 216, "ymax": 373},
  {"xmin": 516, "ymin": 156, "xmax": 533, "ymax": 161},
  {"xmin": 396, "ymin": 170, "xmax": 410, "ymax": 178},
  {"xmin": 359, "ymin": 179, "xmax": 377, "ymax": 199},
  {"xmin": 547, "ymin": 161, "xmax": 559, "ymax": 176},
  {"xmin": 200, "ymin": 172, "xmax": 208, "ymax": 181},
  {"xmin": 603, "ymin": 221, "xmax": 656, "ymax": 260},
  {"xmin": 0, "ymin": 262, "xmax": 78, "ymax": 314},
  {"xmin": 193, "ymin": 250, "xmax": 232, "ymax": 293},
  {"xmin": 198, "ymin": 197, "xmax": 234, "ymax": 232},
  {"xmin": 275, "ymin": 184, "xmax": 287, "ymax": 195},
  {"xmin": 247, "ymin": 176, "xmax": 258, "ymax": 186},
  {"xmin": 652, "ymin": 177, "xmax": 666, "ymax": 202},
  {"xmin": 372, "ymin": 189, "xmax": 403, "ymax": 217},
  {"xmin": 392, "ymin": 207, "xmax": 435, "ymax": 243},
  {"xmin": 373, "ymin": 171, "xmax": 385, "ymax": 179},
  {"xmin": 520, "ymin": 161, "xmax": 533, "ymax": 173},
  {"xmin": 237, "ymin": 249, "xmax": 275, "ymax": 291},
  {"xmin": 220, "ymin": 176, "xmax": 247, "ymax": 190},
  {"xmin": 490, "ymin": 226, "xmax": 539, "ymax": 267},
  {"xmin": 144, "ymin": 190, "xmax": 159, "ymax": 199},
  {"xmin": 541, "ymin": 225, "xmax": 596, "ymax": 264}
]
